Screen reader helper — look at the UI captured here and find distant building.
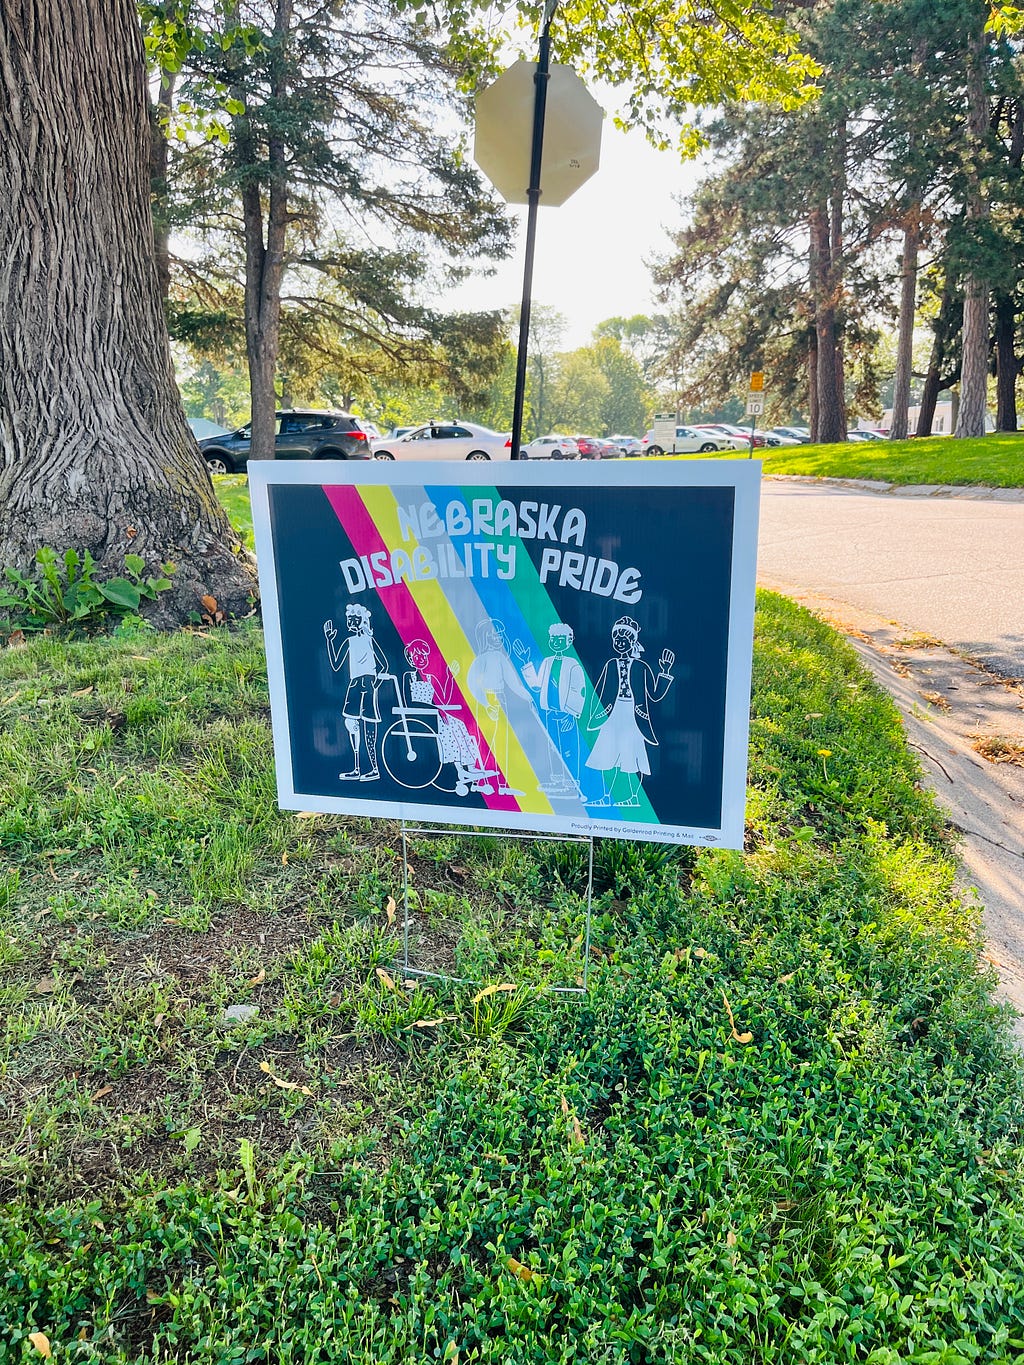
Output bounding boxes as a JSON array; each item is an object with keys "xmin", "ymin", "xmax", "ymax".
[{"xmin": 879, "ymin": 401, "xmax": 993, "ymax": 435}]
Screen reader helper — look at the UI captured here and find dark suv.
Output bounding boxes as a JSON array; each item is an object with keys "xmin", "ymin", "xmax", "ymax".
[{"xmin": 198, "ymin": 409, "xmax": 374, "ymax": 474}]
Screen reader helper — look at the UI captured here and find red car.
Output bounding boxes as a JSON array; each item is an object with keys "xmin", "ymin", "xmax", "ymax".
[{"xmin": 573, "ymin": 435, "xmax": 607, "ymax": 460}]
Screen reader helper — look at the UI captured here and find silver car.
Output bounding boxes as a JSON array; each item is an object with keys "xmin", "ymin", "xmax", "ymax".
[{"xmin": 371, "ymin": 421, "xmax": 512, "ymax": 461}]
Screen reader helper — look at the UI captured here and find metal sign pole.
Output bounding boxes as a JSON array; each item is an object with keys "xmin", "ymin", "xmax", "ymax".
[{"xmin": 510, "ymin": 1, "xmax": 559, "ymax": 462}]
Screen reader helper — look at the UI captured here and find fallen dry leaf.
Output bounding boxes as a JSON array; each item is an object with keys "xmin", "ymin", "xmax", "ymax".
[
  {"xmin": 470, "ymin": 982, "xmax": 516, "ymax": 1005},
  {"xmin": 411, "ymin": 1016, "xmax": 454, "ymax": 1029},
  {"xmin": 258, "ymin": 1060, "xmax": 313, "ymax": 1096},
  {"xmin": 726, "ymin": 1229, "xmax": 737, "ymax": 1247},
  {"xmin": 247, "ymin": 969, "xmax": 266, "ymax": 987},
  {"xmin": 376, "ymin": 967, "xmax": 397, "ymax": 991},
  {"xmin": 200, "ymin": 594, "xmax": 218, "ymax": 613},
  {"xmin": 403, "ymin": 979, "xmax": 418, "ymax": 990},
  {"xmin": 2, "ymin": 690, "xmax": 23, "ymax": 704},
  {"xmin": 281, "ymin": 851, "xmax": 289, "ymax": 866},
  {"xmin": 693, "ymin": 947, "xmax": 707, "ymax": 959},
  {"xmin": 506, "ymin": 1256, "xmax": 542, "ymax": 1283},
  {"xmin": 721, "ymin": 991, "xmax": 754, "ymax": 1045},
  {"xmin": 71, "ymin": 686, "xmax": 94, "ymax": 696},
  {"xmin": 90, "ymin": 1085, "xmax": 113, "ymax": 1102},
  {"xmin": 27, "ymin": 1333, "xmax": 51, "ymax": 1358},
  {"xmin": 7, "ymin": 630, "xmax": 26, "ymax": 649},
  {"xmin": 385, "ymin": 895, "xmax": 397, "ymax": 925},
  {"xmin": 35, "ymin": 977, "xmax": 56, "ymax": 994},
  {"xmin": 778, "ymin": 971, "xmax": 797, "ymax": 983},
  {"xmin": 153, "ymin": 1013, "xmax": 165, "ymax": 1027}
]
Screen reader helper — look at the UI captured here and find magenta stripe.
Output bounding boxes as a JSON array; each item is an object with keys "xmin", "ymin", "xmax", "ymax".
[{"xmin": 322, "ymin": 485, "xmax": 520, "ymax": 814}]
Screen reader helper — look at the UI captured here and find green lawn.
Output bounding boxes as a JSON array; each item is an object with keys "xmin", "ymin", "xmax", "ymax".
[
  {"xmin": 757, "ymin": 431, "xmax": 1024, "ymax": 487},
  {"xmin": 213, "ymin": 473, "xmax": 254, "ymax": 549},
  {"xmin": 2, "ymin": 598, "xmax": 1023, "ymax": 1362}
]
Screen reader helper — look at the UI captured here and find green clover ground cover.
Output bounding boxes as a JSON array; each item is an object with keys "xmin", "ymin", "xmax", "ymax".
[{"xmin": 1, "ymin": 597, "xmax": 1023, "ymax": 1363}]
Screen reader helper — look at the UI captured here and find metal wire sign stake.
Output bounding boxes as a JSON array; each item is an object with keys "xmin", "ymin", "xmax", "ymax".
[{"xmin": 399, "ymin": 822, "xmax": 595, "ymax": 995}]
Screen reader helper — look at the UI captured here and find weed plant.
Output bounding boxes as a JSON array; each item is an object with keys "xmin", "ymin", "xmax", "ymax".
[{"xmin": 1, "ymin": 598, "xmax": 1022, "ymax": 1362}]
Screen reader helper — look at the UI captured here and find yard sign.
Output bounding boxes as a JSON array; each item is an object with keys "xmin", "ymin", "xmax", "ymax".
[{"xmin": 249, "ymin": 460, "xmax": 760, "ymax": 848}]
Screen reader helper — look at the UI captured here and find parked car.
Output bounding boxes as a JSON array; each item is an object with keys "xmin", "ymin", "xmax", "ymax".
[
  {"xmin": 197, "ymin": 409, "xmax": 375, "ymax": 474},
  {"xmin": 521, "ymin": 434, "xmax": 580, "ymax": 460},
  {"xmin": 383, "ymin": 425, "xmax": 416, "ymax": 440},
  {"xmin": 848, "ymin": 429, "xmax": 886, "ymax": 441},
  {"xmin": 643, "ymin": 425, "xmax": 732, "ymax": 456},
  {"xmin": 606, "ymin": 434, "xmax": 644, "ymax": 457},
  {"xmin": 188, "ymin": 417, "xmax": 231, "ymax": 442},
  {"xmin": 574, "ymin": 435, "xmax": 613, "ymax": 460},
  {"xmin": 691, "ymin": 425, "xmax": 752, "ymax": 451},
  {"xmin": 754, "ymin": 429, "xmax": 801, "ymax": 447},
  {"xmin": 371, "ymin": 421, "xmax": 512, "ymax": 461},
  {"xmin": 703, "ymin": 423, "xmax": 767, "ymax": 448},
  {"xmin": 769, "ymin": 426, "xmax": 811, "ymax": 443}
]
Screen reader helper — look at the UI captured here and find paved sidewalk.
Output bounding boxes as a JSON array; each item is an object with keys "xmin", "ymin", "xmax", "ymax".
[{"xmin": 760, "ymin": 581, "xmax": 1024, "ymax": 1042}]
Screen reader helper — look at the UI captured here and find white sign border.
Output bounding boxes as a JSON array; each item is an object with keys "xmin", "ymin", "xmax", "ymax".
[{"xmin": 249, "ymin": 458, "xmax": 761, "ymax": 849}]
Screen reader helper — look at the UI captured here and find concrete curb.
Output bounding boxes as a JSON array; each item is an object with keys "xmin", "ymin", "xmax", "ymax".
[{"xmin": 764, "ymin": 474, "xmax": 1024, "ymax": 502}]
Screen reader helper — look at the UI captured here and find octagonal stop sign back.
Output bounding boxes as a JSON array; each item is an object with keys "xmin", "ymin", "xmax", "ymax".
[{"xmin": 474, "ymin": 59, "xmax": 603, "ymax": 206}]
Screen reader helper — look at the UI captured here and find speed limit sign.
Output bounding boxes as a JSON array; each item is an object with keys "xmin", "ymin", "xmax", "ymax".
[{"xmin": 745, "ymin": 396, "xmax": 764, "ymax": 416}]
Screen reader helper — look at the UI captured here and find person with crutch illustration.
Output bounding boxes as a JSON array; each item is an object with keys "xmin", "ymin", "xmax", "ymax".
[
  {"xmin": 323, "ymin": 604, "xmax": 389, "ymax": 781},
  {"xmin": 586, "ymin": 616, "xmax": 674, "ymax": 807}
]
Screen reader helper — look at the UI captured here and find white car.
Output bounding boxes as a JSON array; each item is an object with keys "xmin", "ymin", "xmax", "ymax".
[
  {"xmin": 521, "ymin": 434, "xmax": 580, "ymax": 460},
  {"xmin": 371, "ymin": 421, "xmax": 512, "ymax": 461},
  {"xmin": 643, "ymin": 425, "xmax": 732, "ymax": 456}
]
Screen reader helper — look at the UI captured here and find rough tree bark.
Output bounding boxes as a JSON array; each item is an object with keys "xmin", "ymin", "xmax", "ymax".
[
  {"xmin": 810, "ymin": 206, "xmax": 845, "ymax": 443},
  {"xmin": 994, "ymin": 290, "xmax": 1018, "ymax": 430},
  {"xmin": 231, "ymin": 0, "xmax": 292, "ymax": 462},
  {"xmin": 149, "ymin": 68, "xmax": 177, "ymax": 305},
  {"xmin": 0, "ymin": 0, "xmax": 256, "ymax": 624},
  {"xmin": 889, "ymin": 209, "xmax": 920, "ymax": 441},
  {"xmin": 955, "ymin": 24, "xmax": 992, "ymax": 439}
]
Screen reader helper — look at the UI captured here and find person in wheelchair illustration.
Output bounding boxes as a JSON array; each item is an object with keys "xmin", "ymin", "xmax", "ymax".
[{"xmin": 380, "ymin": 640, "xmax": 496, "ymax": 796}]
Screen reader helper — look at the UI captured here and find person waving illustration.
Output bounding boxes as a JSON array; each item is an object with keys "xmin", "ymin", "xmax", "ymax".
[{"xmin": 586, "ymin": 616, "xmax": 674, "ymax": 807}]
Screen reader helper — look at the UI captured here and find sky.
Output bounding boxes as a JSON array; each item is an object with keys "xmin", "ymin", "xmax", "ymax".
[{"xmin": 442, "ymin": 109, "xmax": 707, "ymax": 350}]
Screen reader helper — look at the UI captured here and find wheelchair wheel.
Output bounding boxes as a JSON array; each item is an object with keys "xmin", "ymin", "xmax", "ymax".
[{"xmin": 381, "ymin": 718, "xmax": 443, "ymax": 790}]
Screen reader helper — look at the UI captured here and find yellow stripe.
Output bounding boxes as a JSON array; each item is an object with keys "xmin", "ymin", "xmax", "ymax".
[{"xmin": 359, "ymin": 485, "xmax": 555, "ymax": 816}]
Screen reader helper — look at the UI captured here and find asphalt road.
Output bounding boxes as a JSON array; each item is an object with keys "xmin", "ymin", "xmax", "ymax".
[
  {"xmin": 756, "ymin": 475, "xmax": 1024, "ymax": 1037},
  {"xmin": 757, "ymin": 479, "xmax": 1024, "ymax": 680}
]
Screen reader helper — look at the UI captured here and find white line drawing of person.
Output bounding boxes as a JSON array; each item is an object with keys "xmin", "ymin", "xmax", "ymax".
[
  {"xmin": 401, "ymin": 640, "xmax": 497, "ymax": 794},
  {"xmin": 466, "ymin": 618, "xmax": 532, "ymax": 796},
  {"xmin": 585, "ymin": 616, "xmax": 674, "ymax": 807},
  {"xmin": 323, "ymin": 604, "xmax": 389, "ymax": 781},
  {"xmin": 521, "ymin": 622, "xmax": 586, "ymax": 797}
]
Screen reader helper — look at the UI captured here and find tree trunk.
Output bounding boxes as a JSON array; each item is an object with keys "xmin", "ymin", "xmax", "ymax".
[
  {"xmin": 149, "ymin": 68, "xmax": 177, "ymax": 305},
  {"xmin": 994, "ymin": 290, "xmax": 1017, "ymax": 430},
  {"xmin": 810, "ymin": 206, "xmax": 845, "ymax": 443},
  {"xmin": 0, "ymin": 0, "xmax": 255, "ymax": 624},
  {"xmin": 916, "ymin": 279, "xmax": 959, "ymax": 436},
  {"xmin": 233, "ymin": 0, "xmax": 292, "ymax": 461},
  {"xmin": 829, "ymin": 128, "xmax": 847, "ymax": 435},
  {"xmin": 955, "ymin": 25, "xmax": 991, "ymax": 439},
  {"xmin": 889, "ymin": 210, "xmax": 919, "ymax": 441},
  {"xmin": 807, "ymin": 322, "xmax": 819, "ymax": 443}
]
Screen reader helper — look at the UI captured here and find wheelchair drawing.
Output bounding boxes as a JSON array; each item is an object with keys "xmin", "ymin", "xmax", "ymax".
[{"xmin": 379, "ymin": 674, "xmax": 496, "ymax": 796}]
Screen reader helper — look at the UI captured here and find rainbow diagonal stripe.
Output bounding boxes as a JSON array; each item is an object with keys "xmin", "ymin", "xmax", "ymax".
[{"xmin": 323, "ymin": 482, "xmax": 658, "ymax": 825}]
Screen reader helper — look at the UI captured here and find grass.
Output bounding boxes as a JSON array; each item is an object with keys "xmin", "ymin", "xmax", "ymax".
[
  {"xmin": 1, "ymin": 600, "xmax": 1023, "ymax": 1362},
  {"xmin": 755, "ymin": 431, "xmax": 1024, "ymax": 488},
  {"xmin": 213, "ymin": 474, "xmax": 254, "ymax": 549}
]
